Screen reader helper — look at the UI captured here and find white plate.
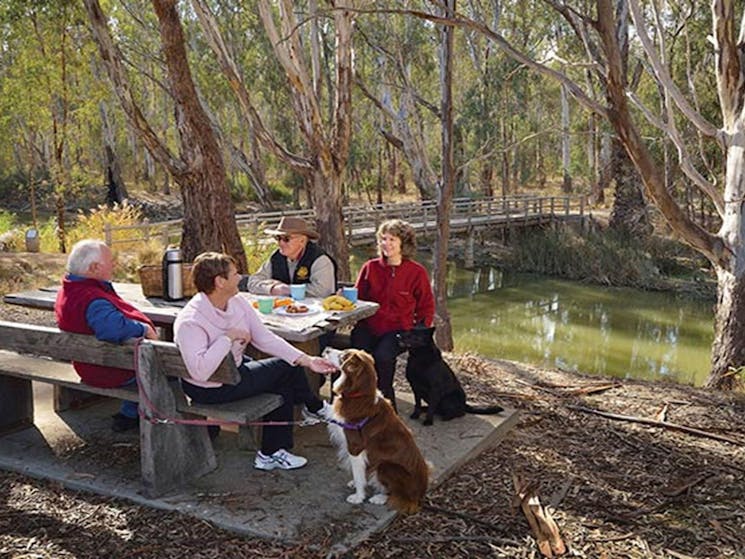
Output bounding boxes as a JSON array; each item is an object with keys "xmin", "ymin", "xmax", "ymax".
[{"xmin": 274, "ymin": 303, "xmax": 323, "ymax": 317}]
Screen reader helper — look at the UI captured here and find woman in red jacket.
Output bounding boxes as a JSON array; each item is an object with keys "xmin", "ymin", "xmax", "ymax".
[{"xmin": 351, "ymin": 219, "xmax": 435, "ymax": 410}]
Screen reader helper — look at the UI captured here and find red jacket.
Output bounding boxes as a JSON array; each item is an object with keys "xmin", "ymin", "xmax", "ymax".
[
  {"xmin": 55, "ymin": 277, "xmax": 154, "ymax": 388},
  {"xmin": 355, "ymin": 257, "xmax": 435, "ymax": 337}
]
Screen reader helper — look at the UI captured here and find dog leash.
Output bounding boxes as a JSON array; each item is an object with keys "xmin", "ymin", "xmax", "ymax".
[{"xmin": 132, "ymin": 339, "xmax": 315, "ymax": 428}]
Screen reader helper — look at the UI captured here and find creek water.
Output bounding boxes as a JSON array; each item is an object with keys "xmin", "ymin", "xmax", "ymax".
[
  {"xmin": 350, "ymin": 252, "xmax": 713, "ymax": 387},
  {"xmin": 445, "ymin": 268, "xmax": 713, "ymax": 387}
]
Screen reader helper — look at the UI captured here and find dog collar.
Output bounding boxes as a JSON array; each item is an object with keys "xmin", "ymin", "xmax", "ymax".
[
  {"xmin": 341, "ymin": 391, "xmax": 366, "ymax": 398},
  {"xmin": 330, "ymin": 416, "xmax": 371, "ymax": 431}
]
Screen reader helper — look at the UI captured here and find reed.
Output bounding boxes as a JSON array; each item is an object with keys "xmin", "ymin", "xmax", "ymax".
[{"xmin": 507, "ymin": 226, "xmax": 705, "ymax": 288}]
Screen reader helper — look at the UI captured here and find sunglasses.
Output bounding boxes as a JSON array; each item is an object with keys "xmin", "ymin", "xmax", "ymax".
[{"xmin": 275, "ymin": 235, "xmax": 293, "ymax": 243}]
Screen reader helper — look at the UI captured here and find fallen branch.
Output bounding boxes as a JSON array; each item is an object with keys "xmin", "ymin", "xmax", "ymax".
[
  {"xmin": 512, "ymin": 475, "xmax": 567, "ymax": 557},
  {"xmin": 565, "ymin": 382, "xmax": 620, "ymax": 396},
  {"xmin": 422, "ymin": 504, "xmax": 503, "ymax": 532},
  {"xmin": 664, "ymin": 549, "xmax": 699, "ymax": 559},
  {"xmin": 662, "ymin": 471, "xmax": 715, "ymax": 497},
  {"xmin": 391, "ymin": 535, "xmax": 521, "ymax": 545},
  {"xmin": 567, "ymin": 405, "xmax": 743, "ymax": 446}
]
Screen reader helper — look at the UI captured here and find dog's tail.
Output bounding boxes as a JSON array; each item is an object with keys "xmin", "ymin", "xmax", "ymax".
[{"xmin": 464, "ymin": 403, "xmax": 503, "ymax": 415}]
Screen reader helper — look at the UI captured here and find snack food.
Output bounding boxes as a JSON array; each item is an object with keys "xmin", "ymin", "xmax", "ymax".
[
  {"xmin": 285, "ymin": 304, "xmax": 309, "ymax": 314},
  {"xmin": 252, "ymin": 297, "xmax": 294, "ymax": 310},
  {"xmin": 322, "ymin": 294, "xmax": 355, "ymax": 311}
]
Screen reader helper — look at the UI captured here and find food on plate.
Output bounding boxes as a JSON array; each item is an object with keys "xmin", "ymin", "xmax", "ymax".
[
  {"xmin": 322, "ymin": 294, "xmax": 355, "ymax": 311},
  {"xmin": 285, "ymin": 304, "xmax": 309, "ymax": 314},
  {"xmin": 251, "ymin": 297, "xmax": 294, "ymax": 310}
]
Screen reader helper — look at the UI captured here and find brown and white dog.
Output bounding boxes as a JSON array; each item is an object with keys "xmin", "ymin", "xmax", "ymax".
[{"xmin": 322, "ymin": 348, "xmax": 430, "ymax": 514}]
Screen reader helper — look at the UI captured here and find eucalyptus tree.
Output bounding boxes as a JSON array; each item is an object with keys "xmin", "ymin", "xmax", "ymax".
[
  {"xmin": 83, "ymin": 0, "xmax": 246, "ymax": 269},
  {"xmin": 354, "ymin": 5, "xmax": 441, "ymax": 200},
  {"xmin": 417, "ymin": 1, "xmax": 742, "ymax": 389},
  {"xmin": 0, "ymin": 0, "xmax": 101, "ymax": 251},
  {"xmin": 192, "ymin": 0, "xmax": 356, "ymax": 279}
]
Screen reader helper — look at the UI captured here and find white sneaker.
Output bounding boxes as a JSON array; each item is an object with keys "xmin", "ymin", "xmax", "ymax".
[
  {"xmin": 254, "ymin": 449, "xmax": 308, "ymax": 471},
  {"xmin": 301, "ymin": 400, "xmax": 333, "ymax": 425}
]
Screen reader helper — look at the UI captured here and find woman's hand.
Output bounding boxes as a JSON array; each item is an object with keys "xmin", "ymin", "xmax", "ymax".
[
  {"xmin": 298, "ymin": 355, "xmax": 338, "ymax": 374},
  {"xmin": 226, "ymin": 328, "xmax": 251, "ymax": 345}
]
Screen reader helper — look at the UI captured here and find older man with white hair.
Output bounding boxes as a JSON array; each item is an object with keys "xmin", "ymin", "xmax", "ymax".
[{"xmin": 54, "ymin": 239, "xmax": 158, "ymax": 432}]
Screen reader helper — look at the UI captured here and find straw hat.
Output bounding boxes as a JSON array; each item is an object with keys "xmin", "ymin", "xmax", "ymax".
[{"xmin": 264, "ymin": 216, "xmax": 319, "ymax": 240}]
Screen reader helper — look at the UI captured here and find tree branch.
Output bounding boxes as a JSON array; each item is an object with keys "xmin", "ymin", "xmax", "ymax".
[
  {"xmin": 82, "ymin": 0, "xmax": 183, "ymax": 176},
  {"xmin": 628, "ymin": 0, "xmax": 720, "ymax": 139},
  {"xmin": 191, "ymin": 0, "xmax": 313, "ymax": 172}
]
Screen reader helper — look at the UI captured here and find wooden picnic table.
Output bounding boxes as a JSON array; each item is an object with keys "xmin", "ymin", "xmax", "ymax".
[{"xmin": 3, "ymin": 282, "xmax": 379, "ymax": 344}]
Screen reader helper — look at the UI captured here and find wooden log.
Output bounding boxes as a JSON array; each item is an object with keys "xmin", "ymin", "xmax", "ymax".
[{"xmin": 513, "ymin": 475, "xmax": 567, "ymax": 557}]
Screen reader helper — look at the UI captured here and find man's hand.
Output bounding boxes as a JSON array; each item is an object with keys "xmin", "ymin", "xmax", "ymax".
[
  {"xmin": 144, "ymin": 324, "xmax": 159, "ymax": 340},
  {"xmin": 270, "ymin": 283, "xmax": 291, "ymax": 296},
  {"xmin": 226, "ymin": 328, "xmax": 251, "ymax": 344}
]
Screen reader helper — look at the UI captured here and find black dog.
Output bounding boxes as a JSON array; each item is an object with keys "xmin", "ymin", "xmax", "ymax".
[{"xmin": 397, "ymin": 327, "xmax": 503, "ymax": 426}]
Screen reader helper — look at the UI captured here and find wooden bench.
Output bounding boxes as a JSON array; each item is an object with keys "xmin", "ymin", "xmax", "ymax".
[{"xmin": 0, "ymin": 320, "xmax": 283, "ymax": 498}]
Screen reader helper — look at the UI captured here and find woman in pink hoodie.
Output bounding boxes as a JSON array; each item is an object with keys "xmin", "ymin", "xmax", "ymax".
[{"xmin": 174, "ymin": 252, "xmax": 336, "ymax": 471}]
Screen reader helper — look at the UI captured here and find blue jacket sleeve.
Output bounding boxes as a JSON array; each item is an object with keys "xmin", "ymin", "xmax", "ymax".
[{"xmin": 86, "ymin": 299, "xmax": 146, "ymax": 343}]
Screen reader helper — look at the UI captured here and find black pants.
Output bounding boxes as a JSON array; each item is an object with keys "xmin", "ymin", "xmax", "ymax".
[
  {"xmin": 350, "ymin": 323, "xmax": 404, "ymax": 409},
  {"xmin": 182, "ymin": 357, "xmax": 322, "ymax": 455}
]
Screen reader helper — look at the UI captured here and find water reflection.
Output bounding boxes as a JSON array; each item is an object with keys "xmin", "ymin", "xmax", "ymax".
[
  {"xmin": 445, "ymin": 269, "xmax": 713, "ymax": 387},
  {"xmin": 350, "ymin": 250, "xmax": 713, "ymax": 386}
]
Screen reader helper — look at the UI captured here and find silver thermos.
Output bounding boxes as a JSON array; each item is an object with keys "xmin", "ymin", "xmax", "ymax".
[{"xmin": 162, "ymin": 247, "xmax": 184, "ymax": 301}]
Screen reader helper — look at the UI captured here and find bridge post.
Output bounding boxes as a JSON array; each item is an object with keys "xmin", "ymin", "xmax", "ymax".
[{"xmin": 465, "ymin": 230, "xmax": 475, "ymax": 268}]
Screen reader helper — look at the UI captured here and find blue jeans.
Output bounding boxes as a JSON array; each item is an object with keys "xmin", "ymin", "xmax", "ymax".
[
  {"xmin": 350, "ymin": 323, "xmax": 404, "ymax": 409},
  {"xmin": 181, "ymin": 357, "xmax": 322, "ymax": 455},
  {"xmin": 119, "ymin": 377, "xmax": 138, "ymax": 418}
]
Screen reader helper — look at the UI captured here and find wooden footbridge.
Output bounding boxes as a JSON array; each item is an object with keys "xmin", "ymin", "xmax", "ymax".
[{"xmin": 104, "ymin": 194, "xmax": 587, "ymax": 249}]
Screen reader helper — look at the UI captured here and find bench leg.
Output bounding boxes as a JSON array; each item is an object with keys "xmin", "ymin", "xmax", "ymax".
[
  {"xmin": 0, "ymin": 376, "xmax": 34, "ymax": 432},
  {"xmin": 137, "ymin": 344, "xmax": 217, "ymax": 498},
  {"xmin": 54, "ymin": 386, "xmax": 106, "ymax": 412}
]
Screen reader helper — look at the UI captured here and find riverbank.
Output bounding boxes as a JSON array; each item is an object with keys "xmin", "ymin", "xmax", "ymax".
[{"xmin": 1, "ymin": 275, "xmax": 743, "ymax": 557}]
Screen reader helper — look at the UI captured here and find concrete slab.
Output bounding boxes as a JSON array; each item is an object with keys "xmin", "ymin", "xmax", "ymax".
[{"xmin": 0, "ymin": 382, "xmax": 518, "ymax": 553}]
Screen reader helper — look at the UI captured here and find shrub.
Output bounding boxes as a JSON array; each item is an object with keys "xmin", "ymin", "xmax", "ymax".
[
  {"xmin": 242, "ymin": 221, "xmax": 276, "ymax": 273},
  {"xmin": 67, "ymin": 202, "xmax": 144, "ymax": 249},
  {"xmin": 507, "ymin": 226, "xmax": 664, "ymax": 288},
  {"xmin": 0, "ymin": 210, "xmax": 23, "ymax": 250}
]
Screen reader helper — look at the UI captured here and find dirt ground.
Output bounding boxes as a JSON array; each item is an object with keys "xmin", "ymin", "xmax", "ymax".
[{"xmin": 1, "ymin": 254, "xmax": 744, "ymax": 558}]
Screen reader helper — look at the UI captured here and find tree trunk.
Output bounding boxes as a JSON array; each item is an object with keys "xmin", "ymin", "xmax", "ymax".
[
  {"xmin": 708, "ymin": 267, "xmax": 745, "ymax": 390},
  {"xmin": 100, "ymin": 101, "xmax": 128, "ymax": 204},
  {"xmin": 309, "ymin": 170, "xmax": 350, "ymax": 281},
  {"xmin": 433, "ymin": 0, "xmax": 456, "ymax": 352},
  {"xmin": 592, "ymin": 133, "xmax": 611, "ymax": 205},
  {"xmin": 609, "ymin": 140, "xmax": 650, "ymax": 234},
  {"xmin": 561, "ymin": 83, "xmax": 572, "ymax": 193},
  {"xmin": 151, "ymin": 0, "xmax": 245, "ymax": 268},
  {"xmin": 84, "ymin": 0, "xmax": 245, "ymax": 268}
]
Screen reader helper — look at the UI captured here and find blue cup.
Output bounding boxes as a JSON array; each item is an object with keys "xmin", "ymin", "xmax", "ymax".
[
  {"xmin": 342, "ymin": 286, "xmax": 358, "ymax": 303},
  {"xmin": 290, "ymin": 283, "xmax": 306, "ymax": 301}
]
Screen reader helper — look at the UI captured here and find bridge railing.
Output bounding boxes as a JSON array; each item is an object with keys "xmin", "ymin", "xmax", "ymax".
[{"xmin": 103, "ymin": 194, "xmax": 586, "ymax": 248}]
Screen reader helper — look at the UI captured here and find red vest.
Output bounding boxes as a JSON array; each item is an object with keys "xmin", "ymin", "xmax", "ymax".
[{"xmin": 55, "ymin": 277, "xmax": 155, "ymax": 388}]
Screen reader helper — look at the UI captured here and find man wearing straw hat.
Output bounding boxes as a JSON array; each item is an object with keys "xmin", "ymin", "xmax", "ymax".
[{"xmin": 240, "ymin": 216, "xmax": 337, "ymax": 298}]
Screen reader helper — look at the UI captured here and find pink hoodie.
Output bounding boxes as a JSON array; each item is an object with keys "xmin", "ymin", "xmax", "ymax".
[{"xmin": 174, "ymin": 292, "xmax": 303, "ymax": 388}]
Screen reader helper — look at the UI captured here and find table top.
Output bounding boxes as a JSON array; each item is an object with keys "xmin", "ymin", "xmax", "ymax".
[{"xmin": 3, "ymin": 283, "xmax": 379, "ymax": 343}]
